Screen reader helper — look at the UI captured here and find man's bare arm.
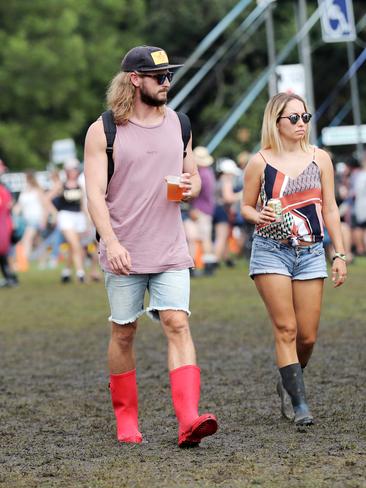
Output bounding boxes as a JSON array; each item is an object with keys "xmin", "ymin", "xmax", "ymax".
[
  {"xmin": 84, "ymin": 120, "xmax": 131, "ymax": 274},
  {"xmin": 182, "ymin": 135, "xmax": 201, "ymax": 200}
]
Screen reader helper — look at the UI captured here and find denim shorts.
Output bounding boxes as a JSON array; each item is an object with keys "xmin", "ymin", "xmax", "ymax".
[
  {"xmin": 249, "ymin": 235, "xmax": 328, "ymax": 280},
  {"xmin": 104, "ymin": 269, "xmax": 190, "ymax": 324}
]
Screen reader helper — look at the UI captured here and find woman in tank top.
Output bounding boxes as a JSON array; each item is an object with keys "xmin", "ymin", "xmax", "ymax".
[
  {"xmin": 50, "ymin": 158, "xmax": 87, "ymax": 282},
  {"xmin": 242, "ymin": 93, "xmax": 347, "ymax": 427}
]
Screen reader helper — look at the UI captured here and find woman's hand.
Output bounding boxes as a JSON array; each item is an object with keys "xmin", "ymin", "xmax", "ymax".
[
  {"xmin": 256, "ymin": 205, "xmax": 276, "ymax": 225},
  {"xmin": 331, "ymin": 258, "xmax": 347, "ymax": 287}
]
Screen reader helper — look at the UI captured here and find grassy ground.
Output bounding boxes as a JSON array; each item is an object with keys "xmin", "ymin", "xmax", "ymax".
[{"xmin": 0, "ymin": 259, "xmax": 365, "ymax": 488}]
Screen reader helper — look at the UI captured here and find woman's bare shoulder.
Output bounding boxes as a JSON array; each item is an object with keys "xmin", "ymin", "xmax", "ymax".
[
  {"xmin": 246, "ymin": 152, "xmax": 266, "ymax": 173},
  {"xmin": 313, "ymin": 147, "xmax": 333, "ymax": 171}
]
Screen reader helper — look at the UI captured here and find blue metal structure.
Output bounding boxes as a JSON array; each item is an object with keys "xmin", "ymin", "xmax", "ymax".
[{"xmin": 205, "ymin": 7, "xmax": 321, "ymax": 152}]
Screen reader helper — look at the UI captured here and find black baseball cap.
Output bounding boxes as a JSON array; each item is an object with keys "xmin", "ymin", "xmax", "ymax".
[{"xmin": 121, "ymin": 45, "xmax": 183, "ymax": 73}]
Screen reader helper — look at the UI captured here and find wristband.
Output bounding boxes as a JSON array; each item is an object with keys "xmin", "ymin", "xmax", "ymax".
[{"xmin": 332, "ymin": 252, "xmax": 346, "ymax": 262}]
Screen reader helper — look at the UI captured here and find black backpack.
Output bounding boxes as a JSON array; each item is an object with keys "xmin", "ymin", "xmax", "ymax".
[
  {"xmin": 101, "ymin": 109, "xmax": 191, "ymax": 188},
  {"xmin": 96, "ymin": 109, "xmax": 191, "ymax": 242}
]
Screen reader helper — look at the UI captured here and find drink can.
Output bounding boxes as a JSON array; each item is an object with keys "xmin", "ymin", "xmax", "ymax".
[{"xmin": 267, "ymin": 198, "xmax": 282, "ymax": 222}]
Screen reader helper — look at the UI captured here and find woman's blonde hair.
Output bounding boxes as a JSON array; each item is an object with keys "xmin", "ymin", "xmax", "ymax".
[
  {"xmin": 261, "ymin": 92, "xmax": 311, "ymax": 153},
  {"xmin": 106, "ymin": 71, "xmax": 165, "ymax": 125}
]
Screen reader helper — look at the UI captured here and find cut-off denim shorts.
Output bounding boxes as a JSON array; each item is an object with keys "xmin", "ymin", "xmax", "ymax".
[
  {"xmin": 104, "ymin": 269, "xmax": 190, "ymax": 324},
  {"xmin": 249, "ymin": 234, "xmax": 328, "ymax": 280}
]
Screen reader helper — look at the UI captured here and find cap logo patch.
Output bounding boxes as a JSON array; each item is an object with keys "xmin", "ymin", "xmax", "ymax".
[{"xmin": 151, "ymin": 50, "xmax": 168, "ymax": 65}]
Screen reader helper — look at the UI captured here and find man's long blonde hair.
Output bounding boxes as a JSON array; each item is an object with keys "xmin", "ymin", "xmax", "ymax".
[
  {"xmin": 106, "ymin": 71, "xmax": 165, "ymax": 125},
  {"xmin": 261, "ymin": 92, "xmax": 311, "ymax": 153},
  {"xmin": 106, "ymin": 72, "xmax": 136, "ymax": 125}
]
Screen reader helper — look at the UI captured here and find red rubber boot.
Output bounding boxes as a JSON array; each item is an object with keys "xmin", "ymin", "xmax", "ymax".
[
  {"xmin": 170, "ymin": 365, "xmax": 218, "ymax": 447},
  {"xmin": 109, "ymin": 370, "xmax": 143, "ymax": 443}
]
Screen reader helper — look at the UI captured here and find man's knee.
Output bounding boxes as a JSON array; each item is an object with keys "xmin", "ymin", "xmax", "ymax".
[
  {"xmin": 111, "ymin": 322, "xmax": 137, "ymax": 350},
  {"xmin": 161, "ymin": 311, "xmax": 190, "ymax": 337}
]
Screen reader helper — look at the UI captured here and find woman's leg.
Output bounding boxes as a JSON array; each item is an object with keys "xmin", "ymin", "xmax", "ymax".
[
  {"xmin": 254, "ymin": 274, "xmax": 313, "ymax": 425},
  {"xmin": 62, "ymin": 228, "xmax": 85, "ymax": 278},
  {"xmin": 21, "ymin": 226, "xmax": 37, "ymax": 259},
  {"xmin": 292, "ymin": 279, "xmax": 324, "ymax": 369},
  {"xmin": 254, "ymin": 274, "xmax": 298, "ymax": 367},
  {"xmin": 352, "ymin": 226, "xmax": 365, "ymax": 255},
  {"xmin": 214, "ymin": 222, "xmax": 230, "ymax": 263},
  {"xmin": 183, "ymin": 218, "xmax": 197, "ymax": 260}
]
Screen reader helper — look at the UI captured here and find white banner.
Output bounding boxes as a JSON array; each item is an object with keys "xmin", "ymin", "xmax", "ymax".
[
  {"xmin": 276, "ymin": 64, "xmax": 306, "ymax": 99},
  {"xmin": 51, "ymin": 138, "xmax": 76, "ymax": 164},
  {"xmin": 322, "ymin": 125, "xmax": 366, "ymax": 146}
]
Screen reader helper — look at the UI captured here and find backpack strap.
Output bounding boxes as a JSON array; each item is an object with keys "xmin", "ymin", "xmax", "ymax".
[
  {"xmin": 96, "ymin": 110, "xmax": 116, "ymax": 242},
  {"xmin": 102, "ymin": 109, "xmax": 116, "ymax": 186},
  {"xmin": 176, "ymin": 111, "xmax": 191, "ymax": 158}
]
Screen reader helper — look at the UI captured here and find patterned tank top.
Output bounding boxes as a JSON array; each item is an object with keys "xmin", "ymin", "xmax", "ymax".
[{"xmin": 255, "ymin": 148, "xmax": 323, "ymax": 245}]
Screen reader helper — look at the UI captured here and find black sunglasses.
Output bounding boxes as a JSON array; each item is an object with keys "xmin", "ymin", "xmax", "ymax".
[
  {"xmin": 137, "ymin": 71, "xmax": 174, "ymax": 85},
  {"xmin": 278, "ymin": 112, "xmax": 312, "ymax": 125}
]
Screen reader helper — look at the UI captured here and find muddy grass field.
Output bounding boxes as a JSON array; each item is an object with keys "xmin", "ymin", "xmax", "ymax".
[{"xmin": 1, "ymin": 259, "xmax": 365, "ymax": 487}]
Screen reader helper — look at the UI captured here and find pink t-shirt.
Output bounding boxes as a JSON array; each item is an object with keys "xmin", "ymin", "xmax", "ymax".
[{"xmin": 99, "ymin": 107, "xmax": 194, "ymax": 274}]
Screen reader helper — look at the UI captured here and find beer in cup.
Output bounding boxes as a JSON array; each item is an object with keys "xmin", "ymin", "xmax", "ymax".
[{"xmin": 166, "ymin": 175, "xmax": 184, "ymax": 202}]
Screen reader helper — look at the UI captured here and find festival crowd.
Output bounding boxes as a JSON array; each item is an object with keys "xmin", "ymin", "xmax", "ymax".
[{"xmin": 0, "ymin": 148, "xmax": 366, "ymax": 288}]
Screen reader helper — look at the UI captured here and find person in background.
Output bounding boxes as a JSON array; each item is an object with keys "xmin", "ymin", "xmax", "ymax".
[
  {"xmin": 77, "ymin": 170, "xmax": 102, "ymax": 282},
  {"xmin": 48, "ymin": 158, "xmax": 87, "ymax": 283},
  {"xmin": 13, "ymin": 171, "xmax": 49, "ymax": 260},
  {"xmin": 346, "ymin": 156, "xmax": 365, "ymax": 257},
  {"xmin": 352, "ymin": 153, "xmax": 366, "ymax": 255},
  {"xmin": 84, "ymin": 45, "xmax": 217, "ymax": 447},
  {"xmin": 213, "ymin": 158, "xmax": 242, "ymax": 266},
  {"xmin": 242, "ymin": 93, "xmax": 347, "ymax": 427},
  {"xmin": 0, "ymin": 159, "xmax": 18, "ymax": 287},
  {"xmin": 234, "ymin": 151, "xmax": 254, "ymax": 259},
  {"xmin": 326, "ymin": 161, "xmax": 353, "ymax": 263},
  {"xmin": 184, "ymin": 146, "xmax": 217, "ymax": 276},
  {"xmin": 34, "ymin": 169, "xmax": 65, "ymax": 269}
]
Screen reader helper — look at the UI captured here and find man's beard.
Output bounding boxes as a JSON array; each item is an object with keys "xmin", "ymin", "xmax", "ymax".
[{"xmin": 140, "ymin": 87, "xmax": 167, "ymax": 107}]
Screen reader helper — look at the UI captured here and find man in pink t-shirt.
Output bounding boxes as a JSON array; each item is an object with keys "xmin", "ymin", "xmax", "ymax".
[{"xmin": 84, "ymin": 45, "xmax": 218, "ymax": 447}]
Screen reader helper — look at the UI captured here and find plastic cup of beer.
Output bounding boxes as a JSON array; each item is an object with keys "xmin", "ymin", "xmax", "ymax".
[{"xmin": 166, "ymin": 175, "xmax": 184, "ymax": 202}]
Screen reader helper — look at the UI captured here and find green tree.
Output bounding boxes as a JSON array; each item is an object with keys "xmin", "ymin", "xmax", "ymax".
[
  {"xmin": 1, "ymin": 0, "xmax": 365, "ymax": 169},
  {"xmin": 168, "ymin": 0, "xmax": 366, "ymax": 161},
  {"xmin": 0, "ymin": 0, "xmax": 146, "ymax": 170}
]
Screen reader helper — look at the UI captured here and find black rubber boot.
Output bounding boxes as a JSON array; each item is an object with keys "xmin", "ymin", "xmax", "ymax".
[
  {"xmin": 279, "ymin": 363, "xmax": 313, "ymax": 426},
  {"xmin": 276, "ymin": 378, "xmax": 294, "ymax": 420}
]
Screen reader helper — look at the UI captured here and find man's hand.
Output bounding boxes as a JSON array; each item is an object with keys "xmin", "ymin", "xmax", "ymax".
[
  {"xmin": 180, "ymin": 172, "xmax": 193, "ymax": 201},
  {"xmin": 105, "ymin": 239, "xmax": 132, "ymax": 275}
]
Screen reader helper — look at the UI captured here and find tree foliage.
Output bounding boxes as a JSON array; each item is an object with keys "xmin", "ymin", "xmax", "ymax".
[
  {"xmin": 0, "ymin": 0, "xmax": 365, "ymax": 169},
  {"xmin": 0, "ymin": 0, "xmax": 146, "ymax": 169}
]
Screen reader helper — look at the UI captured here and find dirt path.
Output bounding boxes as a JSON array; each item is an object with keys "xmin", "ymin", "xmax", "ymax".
[{"xmin": 1, "ymin": 262, "xmax": 365, "ymax": 487}]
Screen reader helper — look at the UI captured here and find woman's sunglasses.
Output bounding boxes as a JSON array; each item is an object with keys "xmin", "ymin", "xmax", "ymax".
[
  {"xmin": 137, "ymin": 71, "xmax": 174, "ymax": 85},
  {"xmin": 278, "ymin": 112, "xmax": 312, "ymax": 125}
]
